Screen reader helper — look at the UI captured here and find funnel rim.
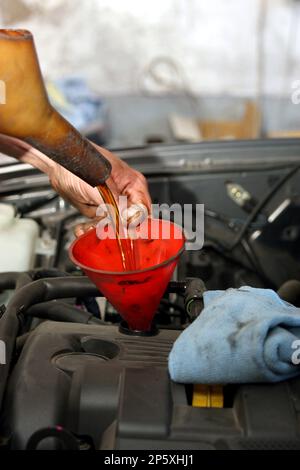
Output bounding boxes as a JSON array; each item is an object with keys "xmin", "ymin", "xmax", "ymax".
[{"xmin": 69, "ymin": 219, "xmax": 185, "ymax": 276}]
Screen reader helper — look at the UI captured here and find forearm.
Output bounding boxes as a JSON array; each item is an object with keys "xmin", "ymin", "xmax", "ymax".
[{"xmin": 0, "ymin": 133, "xmax": 56, "ymax": 175}]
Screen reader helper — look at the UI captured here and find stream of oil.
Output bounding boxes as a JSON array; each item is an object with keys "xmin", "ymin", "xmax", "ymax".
[{"xmin": 97, "ymin": 183, "xmax": 136, "ymax": 271}]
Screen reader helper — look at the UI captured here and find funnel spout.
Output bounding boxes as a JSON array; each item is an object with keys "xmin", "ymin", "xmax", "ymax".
[{"xmin": 0, "ymin": 29, "xmax": 111, "ymax": 186}]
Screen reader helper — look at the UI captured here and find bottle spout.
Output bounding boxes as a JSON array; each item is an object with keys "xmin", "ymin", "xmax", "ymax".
[{"xmin": 0, "ymin": 29, "xmax": 111, "ymax": 186}]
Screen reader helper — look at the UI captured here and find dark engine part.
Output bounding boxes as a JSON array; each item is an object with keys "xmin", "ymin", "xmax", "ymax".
[
  {"xmin": 248, "ymin": 198, "xmax": 300, "ymax": 286},
  {"xmin": 184, "ymin": 278, "xmax": 206, "ymax": 320},
  {"xmin": 0, "ymin": 274, "xmax": 299, "ymax": 450},
  {"xmin": 1, "ymin": 141, "xmax": 300, "ymax": 450},
  {"xmin": 278, "ymin": 280, "xmax": 300, "ymax": 307},
  {"xmin": 1, "ymin": 320, "xmax": 300, "ymax": 450}
]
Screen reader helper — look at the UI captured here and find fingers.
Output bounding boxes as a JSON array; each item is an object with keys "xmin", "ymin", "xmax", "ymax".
[
  {"xmin": 74, "ymin": 201, "xmax": 149, "ymax": 239},
  {"xmin": 90, "ymin": 142, "xmax": 152, "ymax": 212},
  {"xmin": 74, "ymin": 223, "xmax": 91, "ymax": 238},
  {"xmin": 122, "ymin": 172, "xmax": 152, "ymax": 216},
  {"xmin": 74, "ymin": 215, "xmax": 106, "ymax": 237},
  {"xmin": 73, "ymin": 203, "xmax": 98, "ymax": 219},
  {"xmin": 122, "ymin": 202, "xmax": 148, "ymax": 230}
]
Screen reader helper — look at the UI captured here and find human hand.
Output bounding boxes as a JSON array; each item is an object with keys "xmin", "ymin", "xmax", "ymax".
[{"xmin": 0, "ymin": 134, "xmax": 152, "ymax": 236}]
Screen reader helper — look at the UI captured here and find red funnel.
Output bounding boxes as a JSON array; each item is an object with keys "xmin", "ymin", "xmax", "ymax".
[{"xmin": 69, "ymin": 218, "xmax": 185, "ymax": 332}]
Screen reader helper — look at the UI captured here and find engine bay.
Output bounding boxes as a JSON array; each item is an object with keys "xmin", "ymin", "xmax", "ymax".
[{"xmin": 0, "ymin": 139, "xmax": 300, "ymax": 450}]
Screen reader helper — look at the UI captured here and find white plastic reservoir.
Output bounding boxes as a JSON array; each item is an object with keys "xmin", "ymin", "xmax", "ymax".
[{"xmin": 0, "ymin": 203, "xmax": 39, "ymax": 272}]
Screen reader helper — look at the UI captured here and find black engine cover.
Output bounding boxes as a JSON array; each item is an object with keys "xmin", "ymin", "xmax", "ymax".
[{"xmin": 2, "ymin": 321, "xmax": 300, "ymax": 450}]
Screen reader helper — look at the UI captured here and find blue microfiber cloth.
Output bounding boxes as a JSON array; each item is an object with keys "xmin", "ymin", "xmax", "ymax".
[{"xmin": 169, "ymin": 286, "xmax": 300, "ymax": 383}]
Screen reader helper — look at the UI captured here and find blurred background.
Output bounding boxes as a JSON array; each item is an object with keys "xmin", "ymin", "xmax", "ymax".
[{"xmin": 1, "ymin": 0, "xmax": 300, "ymax": 146}]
